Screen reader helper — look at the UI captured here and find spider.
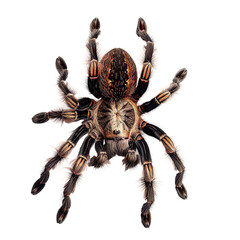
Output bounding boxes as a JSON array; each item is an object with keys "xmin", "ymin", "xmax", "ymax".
[{"xmin": 31, "ymin": 17, "xmax": 187, "ymax": 228}]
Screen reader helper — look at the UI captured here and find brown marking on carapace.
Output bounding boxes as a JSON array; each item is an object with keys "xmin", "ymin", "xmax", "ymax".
[{"xmin": 88, "ymin": 97, "xmax": 141, "ymax": 140}]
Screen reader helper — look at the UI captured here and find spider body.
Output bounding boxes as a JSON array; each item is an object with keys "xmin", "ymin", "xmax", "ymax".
[
  {"xmin": 96, "ymin": 99, "xmax": 138, "ymax": 139},
  {"xmin": 31, "ymin": 18, "xmax": 188, "ymax": 228},
  {"xmin": 99, "ymin": 48, "xmax": 137, "ymax": 100}
]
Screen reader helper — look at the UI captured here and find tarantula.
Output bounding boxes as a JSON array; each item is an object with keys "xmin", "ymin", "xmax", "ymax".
[{"xmin": 31, "ymin": 17, "xmax": 187, "ymax": 228}]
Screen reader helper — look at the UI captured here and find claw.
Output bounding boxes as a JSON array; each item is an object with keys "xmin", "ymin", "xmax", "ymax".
[
  {"xmin": 56, "ymin": 56, "xmax": 67, "ymax": 75},
  {"xmin": 90, "ymin": 18, "xmax": 100, "ymax": 32},
  {"xmin": 141, "ymin": 203, "xmax": 151, "ymax": 228},
  {"xmin": 32, "ymin": 112, "xmax": 49, "ymax": 124},
  {"xmin": 57, "ymin": 206, "xmax": 69, "ymax": 224},
  {"xmin": 176, "ymin": 184, "xmax": 188, "ymax": 199},
  {"xmin": 137, "ymin": 17, "xmax": 147, "ymax": 33},
  {"xmin": 174, "ymin": 68, "xmax": 187, "ymax": 83},
  {"xmin": 31, "ymin": 179, "xmax": 45, "ymax": 195}
]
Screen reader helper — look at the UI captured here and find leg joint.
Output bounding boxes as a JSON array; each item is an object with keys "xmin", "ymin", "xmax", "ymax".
[
  {"xmin": 89, "ymin": 59, "xmax": 99, "ymax": 77},
  {"xmin": 58, "ymin": 140, "xmax": 75, "ymax": 158},
  {"xmin": 62, "ymin": 110, "xmax": 78, "ymax": 123},
  {"xmin": 140, "ymin": 62, "xmax": 152, "ymax": 81},
  {"xmin": 65, "ymin": 94, "xmax": 79, "ymax": 109},
  {"xmin": 160, "ymin": 134, "xmax": 176, "ymax": 153},
  {"xmin": 143, "ymin": 162, "xmax": 154, "ymax": 182},
  {"xmin": 72, "ymin": 155, "xmax": 87, "ymax": 175}
]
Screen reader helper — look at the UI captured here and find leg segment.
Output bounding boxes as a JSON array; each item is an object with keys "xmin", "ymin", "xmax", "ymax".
[
  {"xmin": 31, "ymin": 125, "xmax": 88, "ymax": 195},
  {"xmin": 88, "ymin": 138, "xmax": 110, "ymax": 168},
  {"xmin": 32, "ymin": 109, "xmax": 88, "ymax": 124},
  {"xmin": 56, "ymin": 57, "xmax": 96, "ymax": 109},
  {"xmin": 132, "ymin": 18, "xmax": 154, "ymax": 101},
  {"xmin": 134, "ymin": 135, "xmax": 155, "ymax": 228},
  {"xmin": 56, "ymin": 56, "xmax": 80, "ymax": 109},
  {"xmin": 87, "ymin": 18, "xmax": 101, "ymax": 98},
  {"xmin": 141, "ymin": 122, "xmax": 187, "ymax": 199},
  {"xmin": 139, "ymin": 68, "xmax": 187, "ymax": 114},
  {"xmin": 122, "ymin": 138, "xmax": 140, "ymax": 170},
  {"xmin": 57, "ymin": 135, "xmax": 95, "ymax": 223}
]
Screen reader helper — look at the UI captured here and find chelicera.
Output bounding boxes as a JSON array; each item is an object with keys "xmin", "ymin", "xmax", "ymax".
[{"xmin": 31, "ymin": 18, "xmax": 187, "ymax": 228}]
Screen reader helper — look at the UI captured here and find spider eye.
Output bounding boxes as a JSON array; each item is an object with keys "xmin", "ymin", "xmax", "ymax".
[{"xmin": 113, "ymin": 130, "xmax": 120, "ymax": 135}]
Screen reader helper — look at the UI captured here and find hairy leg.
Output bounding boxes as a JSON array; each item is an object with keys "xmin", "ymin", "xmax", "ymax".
[
  {"xmin": 57, "ymin": 135, "xmax": 95, "ymax": 223},
  {"xmin": 122, "ymin": 138, "xmax": 140, "ymax": 170},
  {"xmin": 31, "ymin": 125, "xmax": 88, "ymax": 195},
  {"xmin": 32, "ymin": 109, "xmax": 88, "ymax": 124},
  {"xmin": 138, "ymin": 68, "xmax": 187, "ymax": 114},
  {"xmin": 132, "ymin": 18, "xmax": 154, "ymax": 101},
  {"xmin": 87, "ymin": 18, "xmax": 102, "ymax": 98},
  {"xmin": 141, "ymin": 122, "xmax": 187, "ymax": 199},
  {"xmin": 134, "ymin": 135, "xmax": 155, "ymax": 228},
  {"xmin": 88, "ymin": 138, "xmax": 110, "ymax": 168}
]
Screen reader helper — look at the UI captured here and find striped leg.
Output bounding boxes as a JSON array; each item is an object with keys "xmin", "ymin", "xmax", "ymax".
[
  {"xmin": 132, "ymin": 18, "xmax": 154, "ymax": 101},
  {"xmin": 88, "ymin": 138, "xmax": 109, "ymax": 168},
  {"xmin": 141, "ymin": 122, "xmax": 187, "ymax": 199},
  {"xmin": 87, "ymin": 18, "xmax": 101, "ymax": 98},
  {"xmin": 32, "ymin": 109, "xmax": 88, "ymax": 124},
  {"xmin": 31, "ymin": 125, "xmax": 88, "ymax": 195},
  {"xmin": 57, "ymin": 135, "xmax": 95, "ymax": 224},
  {"xmin": 135, "ymin": 135, "xmax": 155, "ymax": 228},
  {"xmin": 138, "ymin": 68, "xmax": 187, "ymax": 114},
  {"xmin": 56, "ymin": 56, "xmax": 81, "ymax": 109}
]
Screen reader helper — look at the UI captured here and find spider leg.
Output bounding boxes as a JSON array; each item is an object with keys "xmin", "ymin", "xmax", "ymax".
[
  {"xmin": 132, "ymin": 18, "xmax": 154, "ymax": 101},
  {"xmin": 55, "ymin": 56, "xmax": 80, "ymax": 109},
  {"xmin": 141, "ymin": 121, "xmax": 187, "ymax": 199},
  {"xmin": 57, "ymin": 135, "xmax": 95, "ymax": 224},
  {"xmin": 134, "ymin": 135, "xmax": 155, "ymax": 228},
  {"xmin": 56, "ymin": 55, "xmax": 97, "ymax": 109},
  {"xmin": 32, "ymin": 109, "xmax": 88, "ymax": 124},
  {"xmin": 87, "ymin": 18, "xmax": 102, "ymax": 98},
  {"xmin": 138, "ymin": 68, "xmax": 187, "ymax": 114},
  {"xmin": 122, "ymin": 138, "xmax": 140, "ymax": 170},
  {"xmin": 31, "ymin": 125, "xmax": 88, "ymax": 195},
  {"xmin": 88, "ymin": 138, "xmax": 110, "ymax": 168}
]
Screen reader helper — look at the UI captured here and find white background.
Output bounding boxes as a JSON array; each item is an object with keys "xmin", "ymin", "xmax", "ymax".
[{"xmin": 1, "ymin": 0, "xmax": 240, "ymax": 239}]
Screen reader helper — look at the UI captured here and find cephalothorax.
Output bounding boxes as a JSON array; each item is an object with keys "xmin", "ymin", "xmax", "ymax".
[{"xmin": 31, "ymin": 18, "xmax": 187, "ymax": 228}]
